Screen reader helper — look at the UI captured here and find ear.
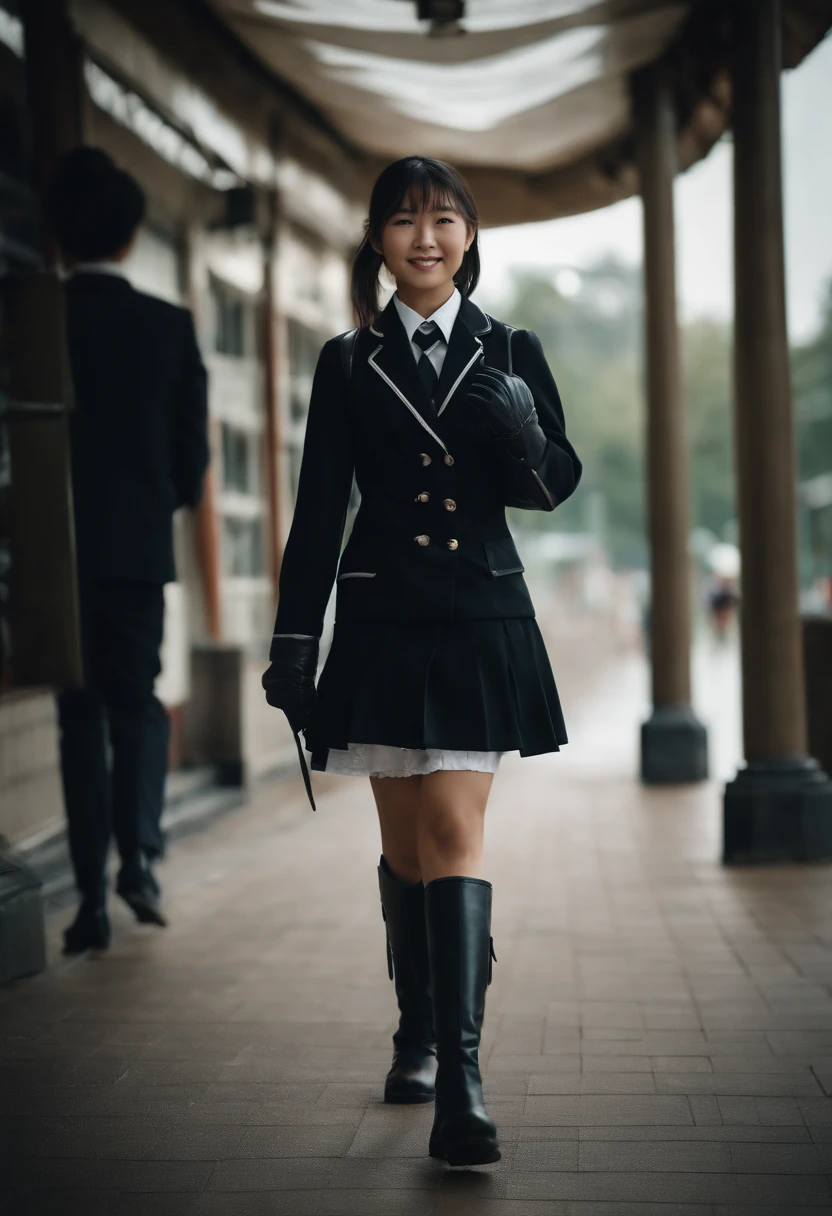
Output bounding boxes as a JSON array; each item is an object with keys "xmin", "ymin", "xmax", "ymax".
[{"xmin": 464, "ymin": 226, "xmax": 477, "ymax": 254}]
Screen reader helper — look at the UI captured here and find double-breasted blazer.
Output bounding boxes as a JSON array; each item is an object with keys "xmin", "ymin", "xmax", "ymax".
[{"xmin": 274, "ymin": 295, "xmax": 581, "ymax": 638}]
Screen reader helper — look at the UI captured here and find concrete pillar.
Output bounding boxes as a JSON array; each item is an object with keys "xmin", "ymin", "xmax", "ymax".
[
  {"xmin": 634, "ymin": 66, "xmax": 708, "ymax": 784},
  {"xmin": 723, "ymin": 0, "xmax": 832, "ymax": 862}
]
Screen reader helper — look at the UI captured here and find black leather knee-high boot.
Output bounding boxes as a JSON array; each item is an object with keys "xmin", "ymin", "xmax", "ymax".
[
  {"xmin": 378, "ymin": 855, "xmax": 438, "ymax": 1103},
  {"xmin": 425, "ymin": 875, "xmax": 500, "ymax": 1166}
]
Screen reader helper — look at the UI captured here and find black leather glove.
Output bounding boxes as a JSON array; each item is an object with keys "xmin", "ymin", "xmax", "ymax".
[
  {"xmin": 262, "ymin": 636, "xmax": 319, "ymax": 732},
  {"xmin": 467, "ymin": 367, "xmax": 547, "ymax": 465}
]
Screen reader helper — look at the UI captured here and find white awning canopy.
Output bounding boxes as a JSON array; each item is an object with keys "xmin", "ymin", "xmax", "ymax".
[{"xmin": 206, "ymin": 0, "xmax": 832, "ymax": 224}]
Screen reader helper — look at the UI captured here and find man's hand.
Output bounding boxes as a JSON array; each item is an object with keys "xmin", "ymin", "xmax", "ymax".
[
  {"xmin": 262, "ymin": 636, "xmax": 319, "ymax": 732},
  {"xmin": 467, "ymin": 367, "xmax": 547, "ymax": 465}
]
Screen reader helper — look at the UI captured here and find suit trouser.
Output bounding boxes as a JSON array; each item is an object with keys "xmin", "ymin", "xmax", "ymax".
[{"xmin": 57, "ymin": 582, "xmax": 170, "ymax": 895}]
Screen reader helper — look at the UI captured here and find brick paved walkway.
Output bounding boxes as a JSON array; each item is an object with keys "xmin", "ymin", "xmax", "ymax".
[{"xmin": 2, "ymin": 639, "xmax": 832, "ymax": 1215}]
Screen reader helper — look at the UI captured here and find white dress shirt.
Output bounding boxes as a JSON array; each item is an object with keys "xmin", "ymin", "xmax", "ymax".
[{"xmin": 394, "ymin": 287, "xmax": 461, "ymax": 379}]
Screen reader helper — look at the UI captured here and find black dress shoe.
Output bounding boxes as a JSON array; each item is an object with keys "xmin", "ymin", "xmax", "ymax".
[
  {"xmin": 378, "ymin": 856, "xmax": 438, "ymax": 1104},
  {"xmin": 116, "ymin": 852, "xmax": 167, "ymax": 927},
  {"xmin": 63, "ymin": 899, "xmax": 111, "ymax": 954},
  {"xmin": 425, "ymin": 876, "xmax": 501, "ymax": 1167}
]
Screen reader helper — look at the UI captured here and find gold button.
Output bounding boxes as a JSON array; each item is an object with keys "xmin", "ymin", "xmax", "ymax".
[
  {"xmin": 446, "ymin": 539, "xmax": 459, "ymax": 551},
  {"xmin": 420, "ymin": 453, "xmax": 432, "ymax": 467},
  {"xmin": 444, "ymin": 454, "xmax": 454, "ymax": 466},
  {"xmin": 443, "ymin": 498, "xmax": 456, "ymax": 512},
  {"xmin": 415, "ymin": 491, "xmax": 430, "ymax": 503},
  {"xmin": 414, "ymin": 534, "xmax": 430, "ymax": 547}
]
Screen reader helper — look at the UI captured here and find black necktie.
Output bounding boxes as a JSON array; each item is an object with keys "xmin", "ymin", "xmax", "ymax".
[{"xmin": 412, "ymin": 321, "xmax": 442, "ymax": 403}]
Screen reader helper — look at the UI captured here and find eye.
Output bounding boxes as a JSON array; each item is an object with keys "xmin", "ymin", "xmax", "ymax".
[{"xmin": 394, "ymin": 218, "xmax": 413, "ymax": 226}]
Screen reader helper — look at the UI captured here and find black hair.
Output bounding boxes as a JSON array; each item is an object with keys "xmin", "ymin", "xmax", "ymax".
[
  {"xmin": 351, "ymin": 156, "xmax": 480, "ymax": 328},
  {"xmin": 45, "ymin": 146, "xmax": 146, "ymax": 260}
]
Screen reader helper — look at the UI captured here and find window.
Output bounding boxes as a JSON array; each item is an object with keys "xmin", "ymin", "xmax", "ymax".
[
  {"xmin": 209, "ymin": 276, "xmax": 251, "ymax": 357},
  {"xmin": 221, "ymin": 423, "xmax": 258, "ymax": 495},
  {"xmin": 222, "ymin": 517, "xmax": 264, "ymax": 577}
]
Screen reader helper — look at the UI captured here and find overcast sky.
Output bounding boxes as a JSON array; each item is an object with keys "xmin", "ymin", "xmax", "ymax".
[{"xmin": 478, "ymin": 33, "xmax": 832, "ymax": 343}]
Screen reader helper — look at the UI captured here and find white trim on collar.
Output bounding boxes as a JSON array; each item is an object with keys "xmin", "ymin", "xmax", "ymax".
[{"xmin": 393, "ymin": 288, "xmax": 461, "ymax": 349}]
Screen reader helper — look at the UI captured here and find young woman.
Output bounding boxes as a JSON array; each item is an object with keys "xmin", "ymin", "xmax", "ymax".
[{"xmin": 263, "ymin": 157, "xmax": 581, "ymax": 1167}]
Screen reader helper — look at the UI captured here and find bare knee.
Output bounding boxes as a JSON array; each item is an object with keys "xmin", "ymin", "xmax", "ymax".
[{"xmin": 419, "ymin": 809, "xmax": 472, "ymax": 860}]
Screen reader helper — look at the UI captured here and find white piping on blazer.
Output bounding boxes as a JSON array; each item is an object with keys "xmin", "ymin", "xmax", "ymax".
[
  {"xmin": 437, "ymin": 342, "xmax": 483, "ymax": 416},
  {"xmin": 368, "ymin": 345, "xmax": 449, "ymax": 453}
]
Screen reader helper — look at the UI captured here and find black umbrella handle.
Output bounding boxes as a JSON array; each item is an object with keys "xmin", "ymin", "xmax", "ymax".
[{"xmin": 292, "ymin": 726, "xmax": 316, "ymax": 812}]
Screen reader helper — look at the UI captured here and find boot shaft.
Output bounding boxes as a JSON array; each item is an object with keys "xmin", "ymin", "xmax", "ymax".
[
  {"xmin": 378, "ymin": 856, "xmax": 434, "ymax": 1046},
  {"xmin": 424, "ymin": 876, "xmax": 493, "ymax": 1051}
]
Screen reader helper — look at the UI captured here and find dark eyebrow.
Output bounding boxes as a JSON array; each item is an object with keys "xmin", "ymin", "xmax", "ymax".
[{"xmin": 393, "ymin": 205, "xmax": 456, "ymax": 215}]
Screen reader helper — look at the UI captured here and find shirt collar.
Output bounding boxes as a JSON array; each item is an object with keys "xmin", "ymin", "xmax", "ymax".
[
  {"xmin": 68, "ymin": 261, "xmax": 127, "ymax": 279},
  {"xmin": 394, "ymin": 287, "xmax": 461, "ymax": 347}
]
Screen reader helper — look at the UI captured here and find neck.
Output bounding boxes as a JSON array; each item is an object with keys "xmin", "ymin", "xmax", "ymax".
[{"xmin": 395, "ymin": 281, "xmax": 455, "ymax": 319}]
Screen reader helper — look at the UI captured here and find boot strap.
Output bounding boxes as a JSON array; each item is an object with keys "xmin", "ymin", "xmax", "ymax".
[
  {"xmin": 488, "ymin": 936, "xmax": 497, "ymax": 986},
  {"xmin": 380, "ymin": 904, "xmax": 394, "ymax": 980}
]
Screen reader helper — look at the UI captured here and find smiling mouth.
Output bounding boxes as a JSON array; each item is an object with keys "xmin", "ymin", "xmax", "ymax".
[{"xmin": 408, "ymin": 257, "xmax": 442, "ymax": 268}]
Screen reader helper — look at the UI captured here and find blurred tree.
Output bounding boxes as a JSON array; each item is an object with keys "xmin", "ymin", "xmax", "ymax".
[
  {"xmin": 684, "ymin": 319, "xmax": 735, "ymax": 541},
  {"xmin": 793, "ymin": 279, "xmax": 832, "ymax": 482},
  {"xmin": 486, "ymin": 263, "xmax": 832, "ymax": 572},
  {"xmin": 491, "ymin": 258, "xmax": 646, "ymax": 565}
]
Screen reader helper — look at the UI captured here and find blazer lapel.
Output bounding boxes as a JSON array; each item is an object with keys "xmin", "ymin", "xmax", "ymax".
[
  {"xmin": 367, "ymin": 301, "xmax": 448, "ymax": 452},
  {"xmin": 370, "ymin": 300, "xmax": 435, "ymax": 416},
  {"xmin": 434, "ymin": 296, "xmax": 491, "ymax": 417}
]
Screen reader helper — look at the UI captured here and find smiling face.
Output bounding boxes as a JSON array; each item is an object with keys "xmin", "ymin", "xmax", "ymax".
[{"xmin": 376, "ymin": 191, "xmax": 475, "ymax": 312}]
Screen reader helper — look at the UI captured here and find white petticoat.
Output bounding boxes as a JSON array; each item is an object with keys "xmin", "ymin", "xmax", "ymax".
[{"xmin": 314, "ymin": 743, "xmax": 503, "ymax": 778}]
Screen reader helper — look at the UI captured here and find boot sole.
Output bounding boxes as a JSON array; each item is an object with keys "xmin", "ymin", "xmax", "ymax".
[
  {"xmin": 384, "ymin": 1090, "xmax": 435, "ymax": 1105},
  {"xmin": 62, "ymin": 934, "xmax": 110, "ymax": 954},
  {"xmin": 118, "ymin": 891, "xmax": 167, "ymax": 927},
  {"xmin": 430, "ymin": 1137, "xmax": 501, "ymax": 1167}
]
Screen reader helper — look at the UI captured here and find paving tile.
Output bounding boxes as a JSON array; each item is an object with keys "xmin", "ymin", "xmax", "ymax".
[
  {"xmin": 328, "ymin": 1157, "xmax": 444, "ymax": 1190},
  {"xmin": 522, "ymin": 1096, "xmax": 693, "ymax": 1126},
  {"xmin": 654, "ymin": 1073, "xmax": 824, "ymax": 1097},
  {"xmin": 236, "ymin": 1124, "xmax": 357, "ymax": 1157},
  {"xmin": 319, "ymin": 1191, "xmax": 439, "ymax": 1215},
  {"xmin": 189, "ymin": 1194, "xmax": 322, "ymax": 1215},
  {"xmin": 6, "ymin": 1159, "xmax": 213, "ymax": 1191},
  {"xmin": 511, "ymin": 1140, "xmax": 579, "ymax": 1171},
  {"xmin": 578, "ymin": 1140, "xmax": 732, "ymax": 1172},
  {"xmin": 206, "ymin": 1158, "xmax": 336, "ymax": 1190}
]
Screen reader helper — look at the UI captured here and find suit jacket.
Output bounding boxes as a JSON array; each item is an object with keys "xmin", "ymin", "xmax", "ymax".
[
  {"xmin": 274, "ymin": 294, "xmax": 581, "ymax": 637},
  {"xmin": 64, "ymin": 272, "xmax": 209, "ymax": 584}
]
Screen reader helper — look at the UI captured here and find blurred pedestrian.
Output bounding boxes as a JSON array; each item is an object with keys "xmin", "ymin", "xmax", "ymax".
[
  {"xmin": 46, "ymin": 147, "xmax": 209, "ymax": 954},
  {"xmin": 262, "ymin": 156, "xmax": 581, "ymax": 1168},
  {"xmin": 707, "ymin": 577, "xmax": 738, "ymax": 642}
]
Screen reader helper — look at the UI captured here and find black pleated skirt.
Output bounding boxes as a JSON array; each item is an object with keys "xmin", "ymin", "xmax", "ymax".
[{"xmin": 304, "ymin": 617, "xmax": 567, "ymax": 769}]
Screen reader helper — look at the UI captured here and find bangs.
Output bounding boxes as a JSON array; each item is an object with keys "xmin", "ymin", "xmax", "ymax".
[
  {"xmin": 369, "ymin": 156, "xmax": 478, "ymax": 235},
  {"xmin": 393, "ymin": 175, "xmax": 456, "ymax": 219}
]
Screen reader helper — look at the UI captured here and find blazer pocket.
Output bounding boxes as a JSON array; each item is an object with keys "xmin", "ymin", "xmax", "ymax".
[
  {"xmin": 337, "ymin": 571, "xmax": 377, "ymax": 581},
  {"xmin": 483, "ymin": 536, "xmax": 525, "ymax": 577}
]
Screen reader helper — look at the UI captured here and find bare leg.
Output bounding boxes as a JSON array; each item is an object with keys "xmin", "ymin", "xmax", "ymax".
[
  {"xmin": 371, "ymin": 775, "xmax": 422, "ymax": 883},
  {"xmin": 417, "ymin": 770, "xmax": 494, "ymax": 886}
]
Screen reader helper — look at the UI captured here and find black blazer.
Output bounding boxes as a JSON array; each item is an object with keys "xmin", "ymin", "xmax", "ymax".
[
  {"xmin": 275, "ymin": 295, "xmax": 581, "ymax": 637},
  {"xmin": 65, "ymin": 272, "xmax": 209, "ymax": 584}
]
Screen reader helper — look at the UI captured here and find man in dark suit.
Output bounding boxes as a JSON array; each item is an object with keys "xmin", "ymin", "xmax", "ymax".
[{"xmin": 46, "ymin": 147, "xmax": 210, "ymax": 953}]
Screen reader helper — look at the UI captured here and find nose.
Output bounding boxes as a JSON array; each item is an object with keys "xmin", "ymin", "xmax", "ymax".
[{"xmin": 413, "ymin": 220, "xmax": 436, "ymax": 249}]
